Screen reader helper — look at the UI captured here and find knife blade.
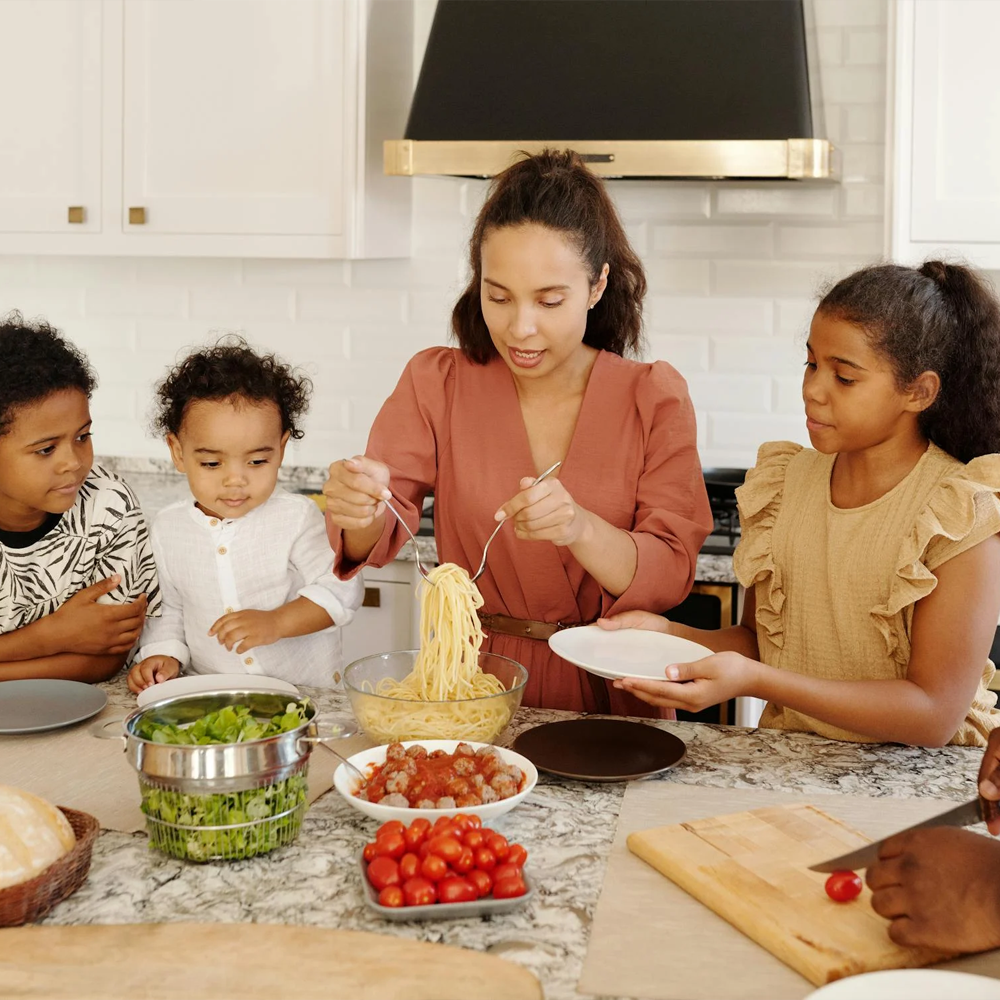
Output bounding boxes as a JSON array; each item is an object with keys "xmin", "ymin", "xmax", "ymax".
[{"xmin": 808, "ymin": 796, "xmax": 997, "ymax": 872}]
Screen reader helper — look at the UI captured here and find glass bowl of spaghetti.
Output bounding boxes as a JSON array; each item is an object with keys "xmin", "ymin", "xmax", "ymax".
[{"xmin": 344, "ymin": 650, "xmax": 528, "ymax": 745}]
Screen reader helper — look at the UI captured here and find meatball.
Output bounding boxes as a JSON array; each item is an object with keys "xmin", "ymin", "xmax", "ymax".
[
  {"xmin": 416, "ymin": 798, "xmax": 436, "ymax": 809},
  {"xmin": 405, "ymin": 744, "xmax": 428, "ymax": 759},
  {"xmin": 385, "ymin": 770, "xmax": 411, "ymax": 794},
  {"xmin": 455, "ymin": 742, "xmax": 475, "ymax": 756},
  {"xmin": 380, "ymin": 793, "xmax": 410, "ymax": 808},
  {"xmin": 435, "ymin": 796, "xmax": 457, "ymax": 809},
  {"xmin": 455, "ymin": 793, "xmax": 482, "ymax": 808},
  {"xmin": 480, "ymin": 786, "xmax": 499, "ymax": 804},
  {"xmin": 453, "ymin": 757, "xmax": 477, "ymax": 776},
  {"xmin": 445, "ymin": 777, "xmax": 471, "ymax": 797},
  {"xmin": 385, "ymin": 742, "xmax": 407, "ymax": 762}
]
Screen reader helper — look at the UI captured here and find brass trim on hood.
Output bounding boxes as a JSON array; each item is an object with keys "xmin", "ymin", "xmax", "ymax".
[{"xmin": 384, "ymin": 139, "xmax": 837, "ymax": 181}]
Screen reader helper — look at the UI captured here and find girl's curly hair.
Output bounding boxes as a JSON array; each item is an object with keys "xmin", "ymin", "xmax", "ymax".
[
  {"xmin": 153, "ymin": 336, "xmax": 312, "ymax": 440},
  {"xmin": 0, "ymin": 311, "xmax": 96, "ymax": 436}
]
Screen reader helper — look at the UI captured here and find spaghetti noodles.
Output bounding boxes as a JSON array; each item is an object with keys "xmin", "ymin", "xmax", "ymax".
[{"xmin": 355, "ymin": 563, "xmax": 518, "ymax": 742}]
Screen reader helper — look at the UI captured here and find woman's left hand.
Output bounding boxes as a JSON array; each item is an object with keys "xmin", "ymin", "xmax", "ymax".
[
  {"xmin": 612, "ymin": 651, "xmax": 759, "ymax": 711},
  {"xmin": 496, "ymin": 476, "xmax": 590, "ymax": 547}
]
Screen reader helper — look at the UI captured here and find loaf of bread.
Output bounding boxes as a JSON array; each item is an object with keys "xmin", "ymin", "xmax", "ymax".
[{"xmin": 0, "ymin": 785, "xmax": 76, "ymax": 889}]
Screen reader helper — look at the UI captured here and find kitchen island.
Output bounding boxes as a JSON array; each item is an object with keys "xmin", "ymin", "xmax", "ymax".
[{"xmin": 39, "ymin": 674, "xmax": 987, "ymax": 1000}]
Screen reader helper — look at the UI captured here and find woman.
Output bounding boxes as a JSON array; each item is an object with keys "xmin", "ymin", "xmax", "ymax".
[{"xmin": 324, "ymin": 150, "xmax": 712, "ymax": 713}]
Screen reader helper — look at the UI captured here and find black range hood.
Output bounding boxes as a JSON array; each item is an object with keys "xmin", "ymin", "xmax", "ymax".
[{"xmin": 385, "ymin": 0, "xmax": 836, "ymax": 181}]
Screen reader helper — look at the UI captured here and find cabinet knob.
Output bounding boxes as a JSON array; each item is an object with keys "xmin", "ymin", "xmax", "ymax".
[
  {"xmin": 67, "ymin": 206, "xmax": 85, "ymax": 224},
  {"xmin": 362, "ymin": 587, "xmax": 381, "ymax": 608},
  {"xmin": 128, "ymin": 207, "xmax": 146, "ymax": 225}
]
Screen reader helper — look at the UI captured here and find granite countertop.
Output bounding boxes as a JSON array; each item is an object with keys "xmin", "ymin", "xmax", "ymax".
[
  {"xmin": 99, "ymin": 459, "xmax": 738, "ymax": 584},
  {"xmin": 43, "ymin": 675, "xmax": 985, "ymax": 1000}
]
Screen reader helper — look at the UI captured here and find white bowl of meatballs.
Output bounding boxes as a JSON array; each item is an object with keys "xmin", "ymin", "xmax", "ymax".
[{"xmin": 332, "ymin": 739, "xmax": 538, "ymax": 824}]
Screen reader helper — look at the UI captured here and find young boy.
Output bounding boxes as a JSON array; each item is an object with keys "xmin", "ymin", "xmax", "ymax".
[
  {"xmin": 0, "ymin": 312, "xmax": 157, "ymax": 682},
  {"xmin": 128, "ymin": 338, "xmax": 362, "ymax": 693}
]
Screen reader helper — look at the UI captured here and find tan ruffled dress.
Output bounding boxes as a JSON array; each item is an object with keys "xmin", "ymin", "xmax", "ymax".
[{"xmin": 733, "ymin": 441, "xmax": 1000, "ymax": 746}]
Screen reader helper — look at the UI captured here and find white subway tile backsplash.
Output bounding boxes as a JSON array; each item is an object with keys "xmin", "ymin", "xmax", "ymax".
[
  {"xmin": 297, "ymin": 288, "xmax": 406, "ymax": 324},
  {"xmin": 777, "ymin": 222, "xmax": 884, "ymax": 258},
  {"xmin": 845, "ymin": 28, "xmax": 886, "ymax": 66},
  {"xmin": 840, "ymin": 143, "xmax": 886, "ymax": 182},
  {"xmin": 5, "ymin": 288, "xmax": 85, "ymax": 324},
  {"xmin": 845, "ymin": 105, "xmax": 886, "ymax": 144},
  {"xmin": 85, "ymin": 285, "xmax": 186, "ymax": 320},
  {"xmin": 241, "ymin": 258, "xmax": 348, "ymax": 286},
  {"xmin": 773, "ymin": 375, "xmax": 806, "ymax": 414},
  {"xmin": 709, "ymin": 412, "xmax": 810, "ymax": 449},
  {"xmin": 646, "ymin": 334, "xmax": 710, "ymax": 374},
  {"xmin": 711, "ymin": 260, "xmax": 835, "ymax": 299},
  {"xmin": 710, "ymin": 335, "xmax": 804, "ymax": 375},
  {"xmin": 644, "ymin": 259, "xmax": 711, "ymax": 295},
  {"xmin": 776, "ymin": 299, "xmax": 818, "ymax": 336},
  {"xmin": 816, "ymin": 28, "xmax": 844, "ymax": 66},
  {"xmin": 685, "ymin": 373, "xmax": 772, "ymax": 414},
  {"xmin": 189, "ymin": 286, "xmax": 294, "ymax": 322},
  {"xmin": 652, "ymin": 224, "xmax": 774, "ymax": 257},
  {"xmin": 136, "ymin": 257, "xmax": 240, "ymax": 286},
  {"xmin": 842, "ymin": 184, "xmax": 885, "ymax": 218},
  {"xmin": 813, "ymin": 0, "xmax": 886, "ymax": 29},
  {"xmin": 818, "ymin": 66, "xmax": 886, "ymax": 105},
  {"xmin": 646, "ymin": 296, "xmax": 773, "ymax": 335},
  {"xmin": 714, "ymin": 186, "xmax": 838, "ymax": 218},
  {"xmin": 610, "ymin": 182, "xmax": 710, "ymax": 220}
]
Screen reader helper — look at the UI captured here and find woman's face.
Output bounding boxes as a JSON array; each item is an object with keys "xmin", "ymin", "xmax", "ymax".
[{"xmin": 479, "ymin": 223, "xmax": 608, "ymax": 380}]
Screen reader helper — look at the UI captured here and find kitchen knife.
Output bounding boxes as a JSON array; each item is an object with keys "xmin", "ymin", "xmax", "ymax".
[{"xmin": 808, "ymin": 795, "xmax": 999, "ymax": 872}]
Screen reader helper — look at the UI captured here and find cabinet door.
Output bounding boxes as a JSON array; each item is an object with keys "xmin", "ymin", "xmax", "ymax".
[
  {"xmin": 121, "ymin": 0, "xmax": 349, "ymax": 236},
  {"xmin": 899, "ymin": 0, "xmax": 1000, "ymax": 260},
  {"xmin": 341, "ymin": 578, "xmax": 416, "ymax": 669},
  {"xmin": 0, "ymin": 0, "xmax": 102, "ymax": 233}
]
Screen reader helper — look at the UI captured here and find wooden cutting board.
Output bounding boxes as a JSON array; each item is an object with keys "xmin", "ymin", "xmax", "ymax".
[
  {"xmin": 627, "ymin": 801, "xmax": 953, "ymax": 987},
  {"xmin": 0, "ymin": 923, "xmax": 543, "ymax": 1000}
]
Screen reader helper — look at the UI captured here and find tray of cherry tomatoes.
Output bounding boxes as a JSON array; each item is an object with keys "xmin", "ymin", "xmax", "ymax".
[{"xmin": 360, "ymin": 813, "xmax": 533, "ymax": 921}]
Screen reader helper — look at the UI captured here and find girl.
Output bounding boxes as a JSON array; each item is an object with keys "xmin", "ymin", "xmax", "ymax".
[
  {"xmin": 323, "ymin": 149, "xmax": 713, "ymax": 715},
  {"xmin": 603, "ymin": 261, "xmax": 1000, "ymax": 747},
  {"xmin": 127, "ymin": 339, "xmax": 363, "ymax": 693},
  {"xmin": 0, "ymin": 312, "xmax": 157, "ymax": 682}
]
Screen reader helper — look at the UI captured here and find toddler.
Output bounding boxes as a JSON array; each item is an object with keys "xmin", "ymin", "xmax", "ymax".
[{"xmin": 128, "ymin": 338, "xmax": 362, "ymax": 692}]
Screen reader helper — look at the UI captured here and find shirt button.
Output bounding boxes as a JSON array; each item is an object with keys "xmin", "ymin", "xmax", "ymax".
[
  {"xmin": 210, "ymin": 519, "xmax": 218, "ymax": 527},
  {"xmin": 244, "ymin": 657, "xmax": 254, "ymax": 666},
  {"xmin": 218, "ymin": 546, "xmax": 227, "ymax": 555}
]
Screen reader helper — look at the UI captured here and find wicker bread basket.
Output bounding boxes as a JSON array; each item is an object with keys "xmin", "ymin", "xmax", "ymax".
[{"xmin": 0, "ymin": 806, "xmax": 100, "ymax": 926}]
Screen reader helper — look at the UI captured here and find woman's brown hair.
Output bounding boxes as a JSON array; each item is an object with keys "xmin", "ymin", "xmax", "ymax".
[{"xmin": 451, "ymin": 149, "xmax": 647, "ymax": 364}]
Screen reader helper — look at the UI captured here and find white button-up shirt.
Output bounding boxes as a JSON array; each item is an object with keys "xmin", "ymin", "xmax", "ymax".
[{"xmin": 137, "ymin": 489, "xmax": 363, "ymax": 688}]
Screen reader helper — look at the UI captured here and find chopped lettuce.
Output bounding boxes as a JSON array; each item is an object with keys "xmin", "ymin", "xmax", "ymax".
[{"xmin": 135, "ymin": 701, "xmax": 308, "ymax": 745}]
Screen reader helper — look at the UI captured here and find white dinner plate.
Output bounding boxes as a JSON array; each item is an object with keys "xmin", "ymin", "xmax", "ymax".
[
  {"xmin": 548, "ymin": 624, "xmax": 713, "ymax": 681},
  {"xmin": 135, "ymin": 673, "xmax": 300, "ymax": 708},
  {"xmin": 805, "ymin": 969, "xmax": 1000, "ymax": 1000}
]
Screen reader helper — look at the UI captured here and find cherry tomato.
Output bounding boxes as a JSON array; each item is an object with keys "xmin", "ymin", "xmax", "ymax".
[
  {"xmin": 467, "ymin": 868, "xmax": 493, "ymax": 898},
  {"xmin": 366, "ymin": 856, "xmax": 402, "ymax": 891},
  {"xmin": 485, "ymin": 833, "xmax": 510, "ymax": 862},
  {"xmin": 362, "ymin": 841, "xmax": 378, "ymax": 863},
  {"xmin": 492, "ymin": 874, "xmax": 528, "ymax": 899},
  {"xmin": 452, "ymin": 845, "xmax": 475, "ymax": 875},
  {"xmin": 438, "ymin": 876, "xmax": 478, "ymax": 904},
  {"xmin": 420, "ymin": 853, "xmax": 449, "ymax": 882},
  {"xmin": 506, "ymin": 843, "xmax": 528, "ymax": 867},
  {"xmin": 464, "ymin": 814, "xmax": 482, "ymax": 829},
  {"xmin": 376, "ymin": 819, "xmax": 406, "ymax": 840},
  {"xmin": 427, "ymin": 836, "xmax": 464, "ymax": 865},
  {"xmin": 378, "ymin": 885, "xmax": 405, "ymax": 908},
  {"xmin": 418, "ymin": 839, "xmax": 434, "ymax": 860},
  {"xmin": 463, "ymin": 829, "xmax": 485, "ymax": 850},
  {"xmin": 404, "ymin": 818, "xmax": 431, "ymax": 850},
  {"xmin": 474, "ymin": 847, "xmax": 497, "ymax": 871},
  {"xmin": 493, "ymin": 862, "xmax": 523, "ymax": 883},
  {"xmin": 824, "ymin": 870, "xmax": 863, "ymax": 903},
  {"xmin": 402, "ymin": 876, "xmax": 437, "ymax": 907},
  {"xmin": 372, "ymin": 832, "xmax": 406, "ymax": 860},
  {"xmin": 399, "ymin": 852, "xmax": 421, "ymax": 881},
  {"xmin": 450, "ymin": 813, "xmax": 476, "ymax": 833},
  {"xmin": 432, "ymin": 817, "xmax": 458, "ymax": 837}
]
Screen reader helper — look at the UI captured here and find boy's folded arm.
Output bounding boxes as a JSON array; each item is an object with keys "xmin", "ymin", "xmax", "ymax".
[
  {"xmin": 0, "ymin": 651, "xmax": 127, "ymax": 683},
  {"xmin": 271, "ymin": 596, "xmax": 334, "ymax": 639},
  {"xmin": 0, "ymin": 617, "xmax": 63, "ymax": 662}
]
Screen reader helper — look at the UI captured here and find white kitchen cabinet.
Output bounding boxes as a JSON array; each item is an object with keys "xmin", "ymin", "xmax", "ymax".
[
  {"xmin": 891, "ymin": 0, "xmax": 1000, "ymax": 268},
  {"xmin": 0, "ymin": 0, "xmax": 411, "ymax": 258},
  {"xmin": 341, "ymin": 560, "xmax": 421, "ymax": 669},
  {"xmin": 0, "ymin": 1, "xmax": 103, "ymax": 235}
]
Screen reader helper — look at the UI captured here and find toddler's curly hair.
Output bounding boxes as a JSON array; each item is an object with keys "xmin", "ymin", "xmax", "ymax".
[
  {"xmin": 0, "ymin": 311, "xmax": 97, "ymax": 436},
  {"xmin": 153, "ymin": 336, "xmax": 311, "ymax": 440}
]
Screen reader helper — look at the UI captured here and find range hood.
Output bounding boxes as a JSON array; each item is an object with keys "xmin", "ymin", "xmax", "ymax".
[{"xmin": 385, "ymin": 0, "xmax": 836, "ymax": 181}]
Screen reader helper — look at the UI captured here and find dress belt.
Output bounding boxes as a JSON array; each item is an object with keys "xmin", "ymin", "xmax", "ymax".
[{"xmin": 478, "ymin": 612, "xmax": 594, "ymax": 642}]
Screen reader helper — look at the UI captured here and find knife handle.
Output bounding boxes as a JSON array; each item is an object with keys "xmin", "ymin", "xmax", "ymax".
[{"xmin": 981, "ymin": 796, "xmax": 1000, "ymax": 824}]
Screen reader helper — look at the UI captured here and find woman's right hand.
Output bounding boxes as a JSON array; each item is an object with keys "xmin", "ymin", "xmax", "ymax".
[
  {"xmin": 979, "ymin": 727, "xmax": 1000, "ymax": 835},
  {"xmin": 322, "ymin": 456, "xmax": 392, "ymax": 530},
  {"xmin": 596, "ymin": 611, "xmax": 673, "ymax": 634}
]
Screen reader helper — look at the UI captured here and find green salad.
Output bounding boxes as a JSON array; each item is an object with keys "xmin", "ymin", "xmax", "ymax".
[
  {"xmin": 135, "ymin": 701, "xmax": 309, "ymax": 744},
  {"xmin": 136, "ymin": 701, "xmax": 310, "ymax": 862}
]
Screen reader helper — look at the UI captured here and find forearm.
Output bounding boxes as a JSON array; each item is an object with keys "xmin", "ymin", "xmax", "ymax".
[
  {"xmin": 0, "ymin": 619, "xmax": 59, "ymax": 662},
  {"xmin": 272, "ymin": 597, "xmax": 334, "ymax": 640},
  {"xmin": 339, "ymin": 515, "xmax": 387, "ymax": 566},
  {"xmin": 567, "ymin": 510, "xmax": 638, "ymax": 597},
  {"xmin": 753, "ymin": 664, "xmax": 959, "ymax": 747},
  {"xmin": 669, "ymin": 620, "xmax": 760, "ymax": 658},
  {"xmin": 0, "ymin": 651, "xmax": 126, "ymax": 683}
]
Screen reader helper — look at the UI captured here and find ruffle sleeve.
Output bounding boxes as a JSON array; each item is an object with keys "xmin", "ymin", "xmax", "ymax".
[
  {"xmin": 872, "ymin": 453, "xmax": 1000, "ymax": 664},
  {"xmin": 732, "ymin": 441, "xmax": 803, "ymax": 650}
]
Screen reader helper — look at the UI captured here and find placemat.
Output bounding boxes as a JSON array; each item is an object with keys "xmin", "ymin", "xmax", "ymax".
[
  {"xmin": 0, "ymin": 703, "xmax": 369, "ymax": 833},
  {"xmin": 578, "ymin": 782, "xmax": 1000, "ymax": 1000}
]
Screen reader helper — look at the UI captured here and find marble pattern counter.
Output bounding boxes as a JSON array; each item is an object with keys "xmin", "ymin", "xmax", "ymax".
[{"xmin": 42, "ymin": 675, "xmax": 985, "ymax": 1000}]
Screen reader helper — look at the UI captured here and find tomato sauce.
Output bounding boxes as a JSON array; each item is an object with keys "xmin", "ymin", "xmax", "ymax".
[{"xmin": 355, "ymin": 742, "xmax": 526, "ymax": 809}]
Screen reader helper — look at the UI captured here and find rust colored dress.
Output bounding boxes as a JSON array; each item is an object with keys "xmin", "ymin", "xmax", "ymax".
[{"xmin": 329, "ymin": 347, "xmax": 712, "ymax": 714}]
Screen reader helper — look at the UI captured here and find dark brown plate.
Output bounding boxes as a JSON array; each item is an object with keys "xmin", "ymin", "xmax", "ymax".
[{"xmin": 512, "ymin": 718, "xmax": 686, "ymax": 782}]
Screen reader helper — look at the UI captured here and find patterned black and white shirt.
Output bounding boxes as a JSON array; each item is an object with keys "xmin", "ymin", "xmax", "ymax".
[{"xmin": 0, "ymin": 465, "xmax": 161, "ymax": 634}]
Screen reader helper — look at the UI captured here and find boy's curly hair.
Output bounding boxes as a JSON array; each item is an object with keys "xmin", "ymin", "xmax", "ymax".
[
  {"xmin": 0, "ymin": 311, "xmax": 97, "ymax": 436},
  {"xmin": 153, "ymin": 336, "xmax": 312, "ymax": 440}
]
